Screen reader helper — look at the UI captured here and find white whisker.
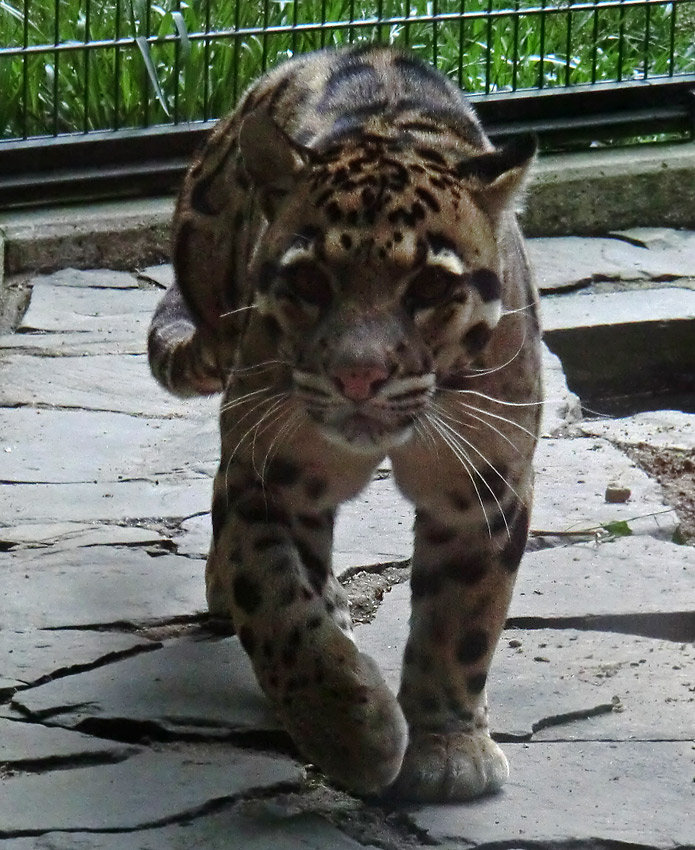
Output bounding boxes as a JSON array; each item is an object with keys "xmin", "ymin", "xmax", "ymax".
[
  {"xmin": 261, "ymin": 407, "xmax": 304, "ymax": 483},
  {"xmin": 448, "ymin": 397, "xmax": 538, "ymax": 442},
  {"xmin": 219, "ymin": 304, "xmax": 258, "ymax": 319},
  {"xmin": 429, "ymin": 412, "xmax": 521, "ymax": 539},
  {"xmin": 220, "ymin": 385, "xmax": 275, "ymax": 415},
  {"xmin": 431, "ymin": 400, "xmax": 520, "ymax": 454},
  {"xmin": 441, "ymin": 388, "xmax": 545, "ymax": 409},
  {"xmin": 461, "ymin": 326, "xmax": 527, "ymax": 377},
  {"xmin": 425, "ymin": 412, "xmax": 493, "ymax": 537},
  {"xmin": 501, "ymin": 301, "xmax": 537, "ymax": 317}
]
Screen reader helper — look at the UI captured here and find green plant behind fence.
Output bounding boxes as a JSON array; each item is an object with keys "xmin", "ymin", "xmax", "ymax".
[{"xmin": 1, "ymin": 0, "xmax": 694, "ymax": 140}]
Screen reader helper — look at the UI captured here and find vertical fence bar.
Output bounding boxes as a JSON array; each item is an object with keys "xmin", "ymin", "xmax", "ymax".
[
  {"xmin": 21, "ymin": 0, "xmax": 29, "ymax": 137},
  {"xmin": 668, "ymin": 0, "xmax": 677, "ymax": 76},
  {"xmin": 320, "ymin": 0, "xmax": 327, "ymax": 47},
  {"xmin": 142, "ymin": 1, "xmax": 151, "ymax": 127},
  {"xmin": 617, "ymin": 0, "xmax": 626, "ymax": 82},
  {"xmin": 564, "ymin": 1, "xmax": 573, "ymax": 86},
  {"xmin": 512, "ymin": 0, "xmax": 520, "ymax": 91},
  {"xmin": 114, "ymin": 0, "xmax": 121, "ymax": 130},
  {"xmin": 291, "ymin": 0, "xmax": 299, "ymax": 54},
  {"xmin": 348, "ymin": 0, "xmax": 356, "ymax": 44},
  {"xmin": 173, "ymin": 0, "xmax": 181, "ymax": 124},
  {"xmin": 457, "ymin": 0, "xmax": 466, "ymax": 89},
  {"xmin": 232, "ymin": 0, "xmax": 241, "ymax": 106},
  {"xmin": 204, "ymin": 0, "xmax": 212, "ymax": 119},
  {"xmin": 261, "ymin": 0, "xmax": 269, "ymax": 71},
  {"xmin": 52, "ymin": 0, "xmax": 60, "ymax": 135},
  {"xmin": 83, "ymin": 0, "xmax": 91, "ymax": 133},
  {"xmin": 591, "ymin": 0, "xmax": 599, "ymax": 84},
  {"xmin": 485, "ymin": 0, "xmax": 493, "ymax": 93},
  {"xmin": 538, "ymin": 0, "xmax": 546, "ymax": 89},
  {"xmin": 432, "ymin": 0, "xmax": 438, "ymax": 66},
  {"xmin": 643, "ymin": 0, "xmax": 651, "ymax": 79},
  {"xmin": 403, "ymin": 0, "xmax": 411, "ymax": 47}
]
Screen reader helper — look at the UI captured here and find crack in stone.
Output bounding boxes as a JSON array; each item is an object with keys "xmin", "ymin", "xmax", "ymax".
[
  {"xmin": 0, "ymin": 779, "xmax": 303, "ymax": 840},
  {"xmin": 505, "ymin": 611, "xmax": 695, "ymax": 642},
  {"xmin": 69, "ymin": 716, "xmax": 297, "ymax": 755},
  {"xmin": 42, "ymin": 613, "xmax": 206, "ymax": 634},
  {"xmin": 6, "ymin": 641, "xmax": 162, "ymax": 705},
  {"xmin": 1, "ymin": 749, "xmax": 140, "ymax": 778}
]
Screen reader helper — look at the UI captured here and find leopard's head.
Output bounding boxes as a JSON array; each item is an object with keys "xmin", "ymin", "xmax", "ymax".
[{"xmin": 240, "ymin": 110, "xmax": 535, "ymax": 454}]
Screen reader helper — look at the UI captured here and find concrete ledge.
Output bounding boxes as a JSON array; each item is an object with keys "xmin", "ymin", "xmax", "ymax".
[
  {"xmin": 0, "ymin": 143, "xmax": 694, "ymax": 277},
  {"xmin": 523, "ymin": 142, "xmax": 695, "ymax": 236},
  {"xmin": 0, "ymin": 197, "xmax": 172, "ymax": 278}
]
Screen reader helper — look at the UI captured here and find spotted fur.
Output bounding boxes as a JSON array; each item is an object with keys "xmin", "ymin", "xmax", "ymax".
[{"xmin": 148, "ymin": 43, "xmax": 542, "ymax": 801}]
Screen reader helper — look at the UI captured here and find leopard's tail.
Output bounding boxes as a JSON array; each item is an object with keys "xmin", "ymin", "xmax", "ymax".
[{"xmin": 147, "ymin": 283, "xmax": 224, "ymax": 398}]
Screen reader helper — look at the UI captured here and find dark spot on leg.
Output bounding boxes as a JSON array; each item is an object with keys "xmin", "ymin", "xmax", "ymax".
[
  {"xmin": 457, "ymin": 630, "xmax": 489, "ymax": 665},
  {"xmin": 440, "ymin": 554, "xmax": 488, "ymax": 585},
  {"xmin": 305, "ymin": 477, "xmax": 327, "ymax": 500},
  {"xmin": 448, "ymin": 490, "xmax": 471, "ymax": 512},
  {"xmin": 233, "ymin": 574, "xmax": 262, "ymax": 615},
  {"xmin": 265, "ymin": 457, "xmax": 300, "ymax": 487},
  {"xmin": 421, "ymin": 520, "xmax": 457, "ymax": 546},
  {"xmin": 296, "ymin": 512, "xmax": 331, "ymax": 531},
  {"xmin": 254, "ymin": 532, "xmax": 287, "ymax": 552},
  {"xmin": 296, "ymin": 539, "xmax": 328, "ymax": 593},
  {"xmin": 281, "ymin": 626, "xmax": 302, "ymax": 667},
  {"xmin": 420, "ymin": 694, "xmax": 440, "ymax": 713},
  {"xmin": 500, "ymin": 504, "xmax": 529, "ymax": 571},
  {"xmin": 411, "ymin": 569, "xmax": 442, "ymax": 599},
  {"xmin": 480, "ymin": 463, "xmax": 509, "ymax": 501},
  {"xmin": 238, "ymin": 624, "xmax": 255, "ymax": 655},
  {"xmin": 467, "ymin": 672, "xmax": 488, "ymax": 694},
  {"xmin": 211, "ymin": 493, "xmax": 229, "ymax": 542},
  {"xmin": 307, "ymin": 615, "xmax": 322, "ymax": 630},
  {"xmin": 236, "ymin": 493, "xmax": 291, "ymax": 526}
]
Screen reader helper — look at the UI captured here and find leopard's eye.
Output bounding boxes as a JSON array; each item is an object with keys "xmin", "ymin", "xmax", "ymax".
[
  {"xmin": 405, "ymin": 265, "xmax": 460, "ymax": 312},
  {"xmin": 278, "ymin": 261, "xmax": 332, "ymax": 309}
]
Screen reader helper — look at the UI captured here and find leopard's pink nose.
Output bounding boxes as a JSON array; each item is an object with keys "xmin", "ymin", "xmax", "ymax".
[{"xmin": 332, "ymin": 364, "xmax": 389, "ymax": 401}]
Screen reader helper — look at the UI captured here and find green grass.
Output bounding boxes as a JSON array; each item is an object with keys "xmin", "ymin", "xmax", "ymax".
[{"xmin": 1, "ymin": 0, "xmax": 694, "ymax": 139}]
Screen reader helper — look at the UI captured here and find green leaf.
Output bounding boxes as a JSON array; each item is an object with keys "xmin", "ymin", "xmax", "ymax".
[
  {"xmin": 135, "ymin": 35, "xmax": 170, "ymax": 117},
  {"xmin": 601, "ymin": 520, "xmax": 633, "ymax": 538}
]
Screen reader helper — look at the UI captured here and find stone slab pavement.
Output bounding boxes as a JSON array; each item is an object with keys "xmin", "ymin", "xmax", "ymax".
[{"xmin": 1, "ymin": 230, "xmax": 694, "ymax": 849}]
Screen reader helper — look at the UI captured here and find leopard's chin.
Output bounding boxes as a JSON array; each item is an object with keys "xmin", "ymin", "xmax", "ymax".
[{"xmin": 317, "ymin": 413, "xmax": 414, "ymax": 455}]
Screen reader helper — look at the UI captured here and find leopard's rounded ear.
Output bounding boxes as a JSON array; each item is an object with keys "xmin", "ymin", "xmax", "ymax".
[
  {"xmin": 456, "ymin": 134, "xmax": 537, "ymax": 218},
  {"xmin": 239, "ymin": 109, "xmax": 312, "ymax": 193}
]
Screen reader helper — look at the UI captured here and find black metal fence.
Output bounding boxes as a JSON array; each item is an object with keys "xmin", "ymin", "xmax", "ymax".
[{"xmin": 1, "ymin": 1, "xmax": 694, "ymax": 205}]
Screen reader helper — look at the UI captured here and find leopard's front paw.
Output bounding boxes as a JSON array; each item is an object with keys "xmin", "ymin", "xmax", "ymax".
[
  {"xmin": 278, "ymin": 651, "xmax": 408, "ymax": 796},
  {"xmin": 390, "ymin": 731, "xmax": 508, "ymax": 802}
]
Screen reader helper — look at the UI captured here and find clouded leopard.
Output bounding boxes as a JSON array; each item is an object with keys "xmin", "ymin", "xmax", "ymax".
[{"xmin": 148, "ymin": 43, "xmax": 542, "ymax": 801}]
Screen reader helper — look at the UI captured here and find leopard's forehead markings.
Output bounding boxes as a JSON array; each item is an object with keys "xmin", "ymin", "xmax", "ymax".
[{"xmin": 322, "ymin": 226, "xmax": 422, "ymax": 265}]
